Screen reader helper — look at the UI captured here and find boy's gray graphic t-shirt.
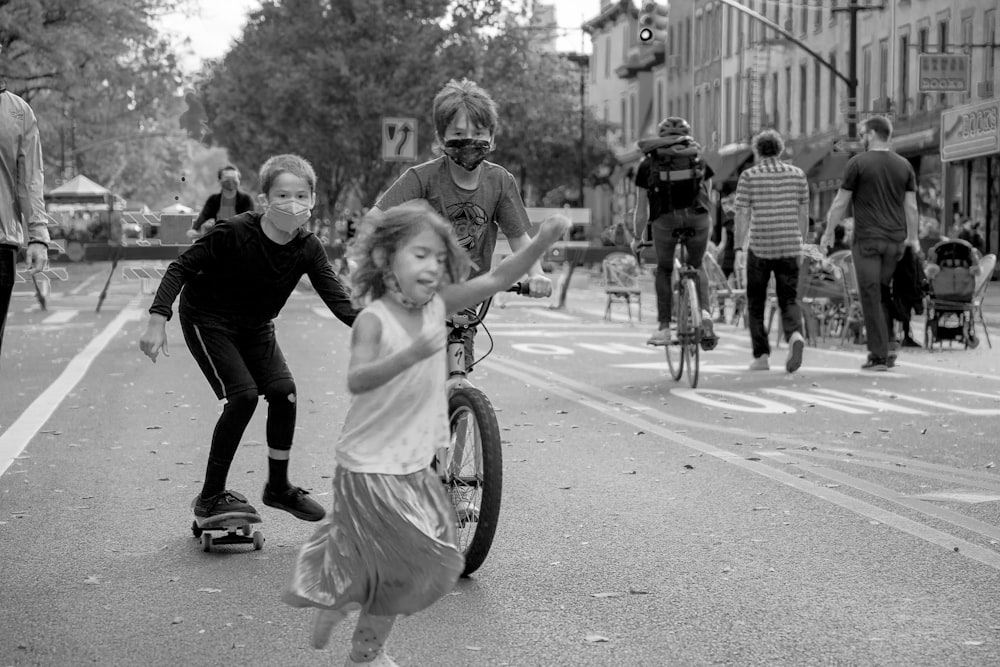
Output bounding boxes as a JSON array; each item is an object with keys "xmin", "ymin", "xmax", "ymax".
[{"xmin": 375, "ymin": 157, "xmax": 531, "ymax": 277}]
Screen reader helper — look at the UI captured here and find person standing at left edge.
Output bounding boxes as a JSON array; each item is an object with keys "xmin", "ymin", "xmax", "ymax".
[
  {"xmin": 0, "ymin": 46, "xmax": 49, "ymax": 366},
  {"xmin": 139, "ymin": 154, "xmax": 357, "ymax": 526}
]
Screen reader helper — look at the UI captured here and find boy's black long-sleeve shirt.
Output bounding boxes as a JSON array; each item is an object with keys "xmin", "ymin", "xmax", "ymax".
[{"xmin": 149, "ymin": 212, "xmax": 357, "ymax": 328}]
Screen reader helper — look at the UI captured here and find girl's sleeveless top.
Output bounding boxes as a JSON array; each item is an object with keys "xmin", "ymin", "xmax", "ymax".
[{"xmin": 335, "ymin": 295, "xmax": 448, "ymax": 474}]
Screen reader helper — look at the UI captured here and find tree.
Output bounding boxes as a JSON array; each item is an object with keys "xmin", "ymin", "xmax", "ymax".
[
  {"xmin": 198, "ymin": 0, "xmax": 610, "ymax": 215},
  {"xmin": 0, "ymin": 0, "xmax": 189, "ymax": 204}
]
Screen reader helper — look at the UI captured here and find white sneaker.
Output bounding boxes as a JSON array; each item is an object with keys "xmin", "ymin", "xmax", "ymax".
[
  {"xmin": 345, "ymin": 651, "xmax": 399, "ymax": 666},
  {"xmin": 749, "ymin": 354, "xmax": 770, "ymax": 371},
  {"xmin": 647, "ymin": 327, "xmax": 671, "ymax": 346},
  {"xmin": 786, "ymin": 332, "xmax": 805, "ymax": 373}
]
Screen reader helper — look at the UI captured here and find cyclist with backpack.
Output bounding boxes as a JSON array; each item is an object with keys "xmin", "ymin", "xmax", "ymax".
[{"xmin": 630, "ymin": 117, "xmax": 717, "ymax": 349}]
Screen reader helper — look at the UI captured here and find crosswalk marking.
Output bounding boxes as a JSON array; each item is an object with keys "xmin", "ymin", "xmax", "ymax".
[{"xmin": 41, "ymin": 309, "xmax": 79, "ymax": 325}]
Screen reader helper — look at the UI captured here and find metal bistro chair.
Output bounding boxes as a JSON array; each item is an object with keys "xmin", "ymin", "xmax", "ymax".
[
  {"xmin": 702, "ymin": 251, "xmax": 746, "ymax": 327},
  {"xmin": 602, "ymin": 251, "xmax": 643, "ymax": 322},
  {"xmin": 825, "ymin": 250, "xmax": 863, "ymax": 347},
  {"xmin": 972, "ymin": 253, "xmax": 996, "ymax": 349}
]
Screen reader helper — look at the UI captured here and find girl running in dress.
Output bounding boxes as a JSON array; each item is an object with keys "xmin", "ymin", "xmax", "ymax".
[{"xmin": 282, "ymin": 199, "xmax": 569, "ymax": 666}]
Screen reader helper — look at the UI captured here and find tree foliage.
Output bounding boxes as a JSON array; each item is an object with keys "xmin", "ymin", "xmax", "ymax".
[
  {"xmin": 0, "ymin": 0, "xmax": 190, "ymax": 208},
  {"xmin": 200, "ymin": 0, "xmax": 611, "ymax": 214}
]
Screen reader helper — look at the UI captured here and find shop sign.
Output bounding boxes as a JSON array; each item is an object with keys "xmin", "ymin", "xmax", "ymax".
[
  {"xmin": 918, "ymin": 54, "xmax": 970, "ymax": 93},
  {"xmin": 940, "ymin": 99, "xmax": 1000, "ymax": 162}
]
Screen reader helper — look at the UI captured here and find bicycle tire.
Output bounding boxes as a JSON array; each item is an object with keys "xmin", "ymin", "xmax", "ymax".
[
  {"xmin": 665, "ymin": 286, "xmax": 683, "ymax": 381},
  {"xmin": 682, "ymin": 278, "xmax": 700, "ymax": 387},
  {"xmin": 445, "ymin": 387, "xmax": 503, "ymax": 577}
]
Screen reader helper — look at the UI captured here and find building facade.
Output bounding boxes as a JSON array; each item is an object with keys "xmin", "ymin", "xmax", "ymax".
[{"xmin": 580, "ymin": 0, "xmax": 1000, "ymax": 256}]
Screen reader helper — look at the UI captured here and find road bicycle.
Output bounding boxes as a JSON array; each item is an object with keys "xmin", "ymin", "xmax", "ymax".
[
  {"xmin": 638, "ymin": 226, "xmax": 708, "ymax": 388},
  {"xmin": 435, "ymin": 281, "xmax": 529, "ymax": 577}
]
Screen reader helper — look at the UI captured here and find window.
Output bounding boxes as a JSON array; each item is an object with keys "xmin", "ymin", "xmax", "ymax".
[
  {"xmin": 771, "ymin": 71, "xmax": 779, "ymax": 129},
  {"xmin": 685, "ymin": 17, "xmax": 692, "ymax": 68},
  {"xmin": 799, "ymin": 64, "xmax": 808, "ymax": 134},
  {"xmin": 899, "ymin": 34, "xmax": 910, "ymax": 115},
  {"xmin": 814, "ymin": 61, "xmax": 821, "ymax": 130},
  {"xmin": 878, "ymin": 38, "xmax": 889, "ymax": 105},
  {"xmin": 918, "ymin": 27, "xmax": 929, "ymax": 111},
  {"xmin": 656, "ymin": 81, "xmax": 663, "ymax": 125},
  {"xmin": 986, "ymin": 11, "xmax": 997, "ymax": 87},
  {"xmin": 938, "ymin": 19, "xmax": 949, "ymax": 107},
  {"xmin": 862, "ymin": 44, "xmax": 872, "ymax": 110},
  {"xmin": 724, "ymin": 77, "xmax": 732, "ymax": 143},
  {"xmin": 604, "ymin": 37, "xmax": 611, "ymax": 79},
  {"xmin": 695, "ymin": 91, "xmax": 702, "ymax": 128},
  {"xmin": 815, "ymin": 0, "xmax": 823, "ymax": 33},
  {"xmin": 726, "ymin": 6, "xmax": 733, "ymax": 57},
  {"xmin": 961, "ymin": 17, "xmax": 973, "ymax": 101},
  {"xmin": 801, "ymin": 4, "xmax": 808, "ymax": 35},
  {"xmin": 829, "ymin": 51, "xmax": 837, "ymax": 126},
  {"xmin": 784, "ymin": 66, "xmax": 791, "ymax": 134}
]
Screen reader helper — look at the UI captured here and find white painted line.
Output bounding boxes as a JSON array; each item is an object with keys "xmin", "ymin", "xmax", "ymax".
[
  {"xmin": 484, "ymin": 355, "xmax": 1000, "ymax": 571},
  {"xmin": 41, "ymin": 309, "xmax": 79, "ymax": 325},
  {"xmin": 68, "ymin": 272, "xmax": 101, "ymax": 296},
  {"xmin": 0, "ymin": 302, "xmax": 144, "ymax": 477}
]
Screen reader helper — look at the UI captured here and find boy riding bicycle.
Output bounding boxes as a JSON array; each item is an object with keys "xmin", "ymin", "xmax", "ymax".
[
  {"xmin": 371, "ymin": 79, "xmax": 552, "ymax": 364},
  {"xmin": 630, "ymin": 116, "xmax": 718, "ymax": 350}
]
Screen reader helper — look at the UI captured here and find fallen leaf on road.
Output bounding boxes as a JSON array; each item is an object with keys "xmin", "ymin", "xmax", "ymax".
[
  {"xmin": 590, "ymin": 592, "xmax": 623, "ymax": 598},
  {"xmin": 628, "ymin": 588, "xmax": 650, "ymax": 595},
  {"xmin": 146, "ymin": 425, "xmax": 163, "ymax": 430},
  {"xmin": 556, "ymin": 410, "xmax": 568, "ymax": 414},
  {"xmin": 83, "ymin": 575, "xmax": 100, "ymax": 585},
  {"xmin": 465, "ymin": 646, "xmax": 483, "ymax": 651},
  {"xmin": 824, "ymin": 484, "xmax": 841, "ymax": 488},
  {"xmin": 683, "ymin": 464, "xmax": 694, "ymax": 470},
  {"xmin": 986, "ymin": 462, "xmax": 995, "ymax": 469},
  {"xmin": 197, "ymin": 588, "xmax": 222, "ymax": 594},
  {"xmin": 584, "ymin": 634, "xmax": 610, "ymax": 643},
  {"xmin": 171, "ymin": 617, "xmax": 183, "ymax": 625}
]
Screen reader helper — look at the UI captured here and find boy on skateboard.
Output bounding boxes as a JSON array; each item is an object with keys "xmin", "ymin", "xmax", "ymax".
[{"xmin": 139, "ymin": 154, "xmax": 357, "ymax": 526}]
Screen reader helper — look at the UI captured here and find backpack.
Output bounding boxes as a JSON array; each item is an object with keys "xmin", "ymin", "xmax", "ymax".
[{"xmin": 641, "ymin": 138, "xmax": 710, "ymax": 213}]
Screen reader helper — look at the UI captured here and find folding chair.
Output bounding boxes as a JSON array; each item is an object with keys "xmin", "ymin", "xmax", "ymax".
[
  {"xmin": 602, "ymin": 252, "xmax": 643, "ymax": 322},
  {"xmin": 826, "ymin": 250, "xmax": 863, "ymax": 347}
]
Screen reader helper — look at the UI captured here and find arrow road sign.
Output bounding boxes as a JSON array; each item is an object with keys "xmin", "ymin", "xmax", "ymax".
[
  {"xmin": 382, "ymin": 117, "xmax": 418, "ymax": 162},
  {"xmin": 833, "ymin": 139, "xmax": 865, "ymax": 153}
]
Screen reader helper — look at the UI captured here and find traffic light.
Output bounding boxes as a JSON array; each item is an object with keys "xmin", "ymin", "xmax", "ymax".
[{"xmin": 638, "ymin": 0, "xmax": 669, "ymax": 44}]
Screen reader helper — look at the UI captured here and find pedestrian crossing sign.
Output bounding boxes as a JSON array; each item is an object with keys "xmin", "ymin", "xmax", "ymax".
[{"xmin": 381, "ymin": 117, "xmax": 418, "ymax": 162}]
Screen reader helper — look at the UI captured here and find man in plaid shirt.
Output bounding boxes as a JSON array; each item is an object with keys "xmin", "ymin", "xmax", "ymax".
[{"xmin": 734, "ymin": 129, "xmax": 809, "ymax": 373}]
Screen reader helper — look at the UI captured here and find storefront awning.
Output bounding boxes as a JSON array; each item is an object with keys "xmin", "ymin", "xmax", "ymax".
[
  {"xmin": 791, "ymin": 143, "xmax": 831, "ymax": 175},
  {"xmin": 702, "ymin": 146, "xmax": 755, "ymax": 192},
  {"xmin": 809, "ymin": 151, "xmax": 851, "ymax": 192}
]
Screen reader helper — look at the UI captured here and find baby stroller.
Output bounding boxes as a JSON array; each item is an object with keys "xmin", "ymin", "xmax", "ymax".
[{"xmin": 923, "ymin": 239, "xmax": 979, "ymax": 349}]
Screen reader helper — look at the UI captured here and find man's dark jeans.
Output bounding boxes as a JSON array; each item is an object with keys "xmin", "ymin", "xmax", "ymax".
[
  {"xmin": 0, "ymin": 244, "xmax": 18, "ymax": 360},
  {"xmin": 852, "ymin": 238, "xmax": 904, "ymax": 360},
  {"xmin": 746, "ymin": 250, "xmax": 802, "ymax": 359},
  {"xmin": 650, "ymin": 209, "xmax": 710, "ymax": 327}
]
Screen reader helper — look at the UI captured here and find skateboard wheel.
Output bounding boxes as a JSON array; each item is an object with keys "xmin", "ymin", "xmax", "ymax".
[
  {"xmin": 252, "ymin": 531, "xmax": 264, "ymax": 550},
  {"xmin": 241, "ymin": 525, "xmax": 251, "ymax": 537},
  {"xmin": 191, "ymin": 521, "xmax": 203, "ymax": 538},
  {"xmin": 201, "ymin": 533, "xmax": 212, "ymax": 552}
]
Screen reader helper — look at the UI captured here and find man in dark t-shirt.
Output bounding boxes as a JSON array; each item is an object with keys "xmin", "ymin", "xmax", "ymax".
[{"xmin": 821, "ymin": 116, "xmax": 919, "ymax": 371}]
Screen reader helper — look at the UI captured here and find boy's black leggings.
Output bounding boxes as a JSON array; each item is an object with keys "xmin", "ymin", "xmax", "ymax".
[{"xmin": 180, "ymin": 316, "xmax": 297, "ymax": 498}]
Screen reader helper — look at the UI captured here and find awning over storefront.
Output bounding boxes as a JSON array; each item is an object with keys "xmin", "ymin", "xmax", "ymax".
[
  {"xmin": 791, "ymin": 143, "xmax": 831, "ymax": 175},
  {"xmin": 702, "ymin": 146, "xmax": 754, "ymax": 193},
  {"xmin": 809, "ymin": 151, "xmax": 851, "ymax": 192}
]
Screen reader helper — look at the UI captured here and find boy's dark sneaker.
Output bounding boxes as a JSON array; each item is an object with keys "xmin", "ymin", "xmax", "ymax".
[
  {"xmin": 263, "ymin": 484, "xmax": 325, "ymax": 521},
  {"xmin": 192, "ymin": 490, "xmax": 260, "ymax": 523},
  {"xmin": 861, "ymin": 356, "xmax": 889, "ymax": 371},
  {"xmin": 887, "ymin": 352, "xmax": 897, "ymax": 368}
]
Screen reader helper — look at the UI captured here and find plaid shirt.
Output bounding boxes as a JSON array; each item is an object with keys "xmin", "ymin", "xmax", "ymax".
[{"xmin": 734, "ymin": 157, "xmax": 809, "ymax": 259}]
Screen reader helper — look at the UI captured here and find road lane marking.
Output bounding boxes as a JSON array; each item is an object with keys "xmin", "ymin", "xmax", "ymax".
[
  {"xmin": 40, "ymin": 309, "xmax": 79, "ymax": 325},
  {"xmin": 68, "ymin": 272, "xmax": 102, "ymax": 296},
  {"xmin": 484, "ymin": 355, "xmax": 1000, "ymax": 571},
  {"xmin": 760, "ymin": 451, "xmax": 1000, "ymax": 545},
  {"xmin": 0, "ymin": 300, "xmax": 144, "ymax": 477},
  {"xmin": 866, "ymin": 389, "xmax": 1000, "ymax": 416},
  {"xmin": 790, "ymin": 449, "xmax": 1000, "ymax": 494},
  {"xmin": 765, "ymin": 388, "xmax": 924, "ymax": 414}
]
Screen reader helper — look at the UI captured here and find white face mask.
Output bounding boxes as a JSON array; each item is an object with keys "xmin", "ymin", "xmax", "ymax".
[{"xmin": 266, "ymin": 200, "xmax": 311, "ymax": 233}]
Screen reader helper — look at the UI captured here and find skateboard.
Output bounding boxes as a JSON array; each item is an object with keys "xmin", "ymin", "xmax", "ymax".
[{"xmin": 190, "ymin": 514, "xmax": 264, "ymax": 552}]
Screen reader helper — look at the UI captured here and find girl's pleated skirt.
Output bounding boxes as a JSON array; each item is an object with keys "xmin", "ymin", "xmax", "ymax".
[{"xmin": 282, "ymin": 465, "xmax": 464, "ymax": 617}]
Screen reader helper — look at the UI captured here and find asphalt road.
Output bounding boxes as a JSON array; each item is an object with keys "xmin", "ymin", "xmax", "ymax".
[{"xmin": 1, "ymin": 261, "xmax": 999, "ymax": 666}]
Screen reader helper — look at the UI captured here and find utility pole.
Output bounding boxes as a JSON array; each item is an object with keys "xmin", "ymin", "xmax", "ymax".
[{"xmin": 830, "ymin": 1, "xmax": 886, "ymax": 142}]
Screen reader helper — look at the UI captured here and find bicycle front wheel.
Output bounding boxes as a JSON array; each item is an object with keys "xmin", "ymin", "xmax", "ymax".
[
  {"xmin": 682, "ymin": 278, "xmax": 700, "ymax": 387},
  {"xmin": 444, "ymin": 387, "xmax": 503, "ymax": 577}
]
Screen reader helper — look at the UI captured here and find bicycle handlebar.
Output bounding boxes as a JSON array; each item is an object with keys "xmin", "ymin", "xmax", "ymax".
[{"xmin": 506, "ymin": 281, "xmax": 530, "ymax": 295}]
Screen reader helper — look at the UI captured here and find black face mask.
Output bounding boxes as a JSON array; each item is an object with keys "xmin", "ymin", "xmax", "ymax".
[{"xmin": 444, "ymin": 138, "xmax": 492, "ymax": 171}]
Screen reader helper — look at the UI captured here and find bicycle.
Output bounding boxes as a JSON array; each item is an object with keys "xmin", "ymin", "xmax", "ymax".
[
  {"xmin": 435, "ymin": 281, "xmax": 529, "ymax": 577},
  {"xmin": 637, "ymin": 226, "xmax": 708, "ymax": 388}
]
